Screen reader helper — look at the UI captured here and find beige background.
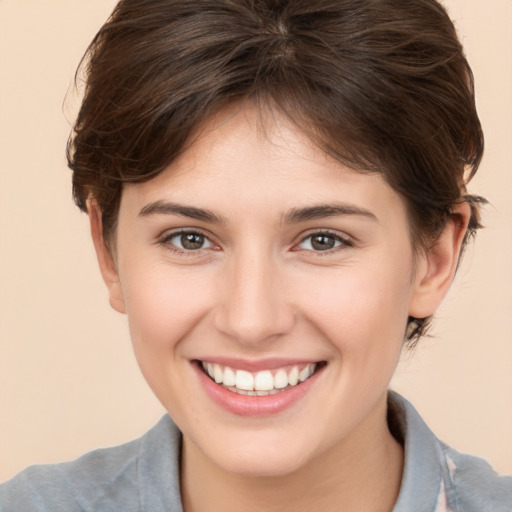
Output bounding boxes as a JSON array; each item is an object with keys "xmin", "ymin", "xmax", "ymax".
[{"xmin": 0, "ymin": 0, "xmax": 511, "ymax": 481}]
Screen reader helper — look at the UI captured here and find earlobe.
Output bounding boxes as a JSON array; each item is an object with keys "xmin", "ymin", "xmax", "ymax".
[
  {"xmin": 87, "ymin": 200, "xmax": 126, "ymax": 314},
  {"xmin": 409, "ymin": 203, "xmax": 471, "ymax": 319}
]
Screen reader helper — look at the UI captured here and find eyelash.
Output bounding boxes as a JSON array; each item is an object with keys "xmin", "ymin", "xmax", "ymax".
[{"xmin": 158, "ymin": 229, "xmax": 353, "ymax": 256}]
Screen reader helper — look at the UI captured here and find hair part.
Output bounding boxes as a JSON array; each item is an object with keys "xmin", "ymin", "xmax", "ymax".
[{"xmin": 68, "ymin": 0, "xmax": 485, "ymax": 345}]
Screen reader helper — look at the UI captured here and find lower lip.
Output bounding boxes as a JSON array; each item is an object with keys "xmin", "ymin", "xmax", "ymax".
[{"xmin": 193, "ymin": 362, "xmax": 324, "ymax": 417}]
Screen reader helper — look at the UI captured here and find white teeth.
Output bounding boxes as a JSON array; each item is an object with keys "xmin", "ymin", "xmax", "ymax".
[
  {"xmin": 235, "ymin": 370, "xmax": 254, "ymax": 391},
  {"xmin": 299, "ymin": 366, "xmax": 310, "ymax": 382},
  {"xmin": 254, "ymin": 370, "xmax": 274, "ymax": 391},
  {"xmin": 213, "ymin": 364, "xmax": 223, "ymax": 383},
  {"xmin": 288, "ymin": 366, "xmax": 299, "ymax": 386},
  {"xmin": 274, "ymin": 369, "xmax": 289, "ymax": 389},
  {"xmin": 223, "ymin": 367, "xmax": 236, "ymax": 387},
  {"xmin": 202, "ymin": 362, "xmax": 318, "ymax": 394}
]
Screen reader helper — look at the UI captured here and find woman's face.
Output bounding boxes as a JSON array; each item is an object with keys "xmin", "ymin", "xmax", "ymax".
[{"xmin": 106, "ymin": 105, "xmax": 431, "ymax": 476}]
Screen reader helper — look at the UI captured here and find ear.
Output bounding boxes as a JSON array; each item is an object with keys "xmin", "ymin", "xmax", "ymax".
[
  {"xmin": 409, "ymin": 203, "xmax": 471, "ymax": 319},
  {"xmin": 87, "ymin": 200, "xmax": 126, "ymax": 314}
]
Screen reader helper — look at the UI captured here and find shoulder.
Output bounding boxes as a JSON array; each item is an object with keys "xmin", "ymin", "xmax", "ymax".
[
  {"xmin": 389, "ymin": 392, "xmax": 512, "ymax": 512},
  {"xmin": 441, "ymin": 444, "xmax": 512, "ymax": 512},
  {"xmin": 0, "ymin": 415, "xmax": 182, "ymax": 512},
  {"xmin": 0, "ymin": 436, "xmax": 142, "ymax": 512}
]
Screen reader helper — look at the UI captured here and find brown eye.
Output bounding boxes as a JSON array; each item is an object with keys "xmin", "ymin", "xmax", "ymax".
[
  {"xmin": 181, "ymin": 233, "xmax": 205, "ymax": 250},
  {"xmin": 298, "ymin": 232, "xmax": 351, "ymax": 252},
  {"xmin": 311, "ymin": 234, "xmax": 336, "ymax": 251},
  {"xmin": 165, "ymin": 231, "xmax": 214, "ymax": 251}
]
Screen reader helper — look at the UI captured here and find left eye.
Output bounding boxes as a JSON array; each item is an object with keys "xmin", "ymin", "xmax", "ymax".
[
  {"xmin": 298, "ymin": 233, "xmax": 349, "ymax": 252},
  {"xmin": 165, "ymin": 231, "xmax": 214, "ymax": 251}
]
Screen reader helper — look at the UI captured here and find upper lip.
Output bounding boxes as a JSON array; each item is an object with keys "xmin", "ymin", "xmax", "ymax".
[{"xmin": 194, "ymin": 357, "xmax": 323, "ymax": 372}]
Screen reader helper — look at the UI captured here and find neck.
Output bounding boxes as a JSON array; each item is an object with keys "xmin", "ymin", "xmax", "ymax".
[{"xmin": 180, "ymin": 395, "xmax": 403, "ymax": 512}]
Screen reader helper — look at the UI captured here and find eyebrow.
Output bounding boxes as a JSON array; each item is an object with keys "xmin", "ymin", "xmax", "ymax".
[
  {"xmin": 138, "ymin": 201, "xmax": 227, "ymax": 224},
  {"xmin": 283, "ymin": 203, "xmax": 378, "ymax": 224},
  {"xmin": 138, "ymin": 200, "xmax": 378, "ymax": 225}
]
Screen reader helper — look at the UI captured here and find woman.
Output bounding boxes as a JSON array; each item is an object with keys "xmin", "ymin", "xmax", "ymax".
[{"xmin": 1, "ymin": 0, "xmax": 511, "ymax": 510}]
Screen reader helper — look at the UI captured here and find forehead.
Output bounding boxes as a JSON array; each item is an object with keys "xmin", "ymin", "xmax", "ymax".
[{"xmin": 120, "ymin": 104, "xmax": 408, "ymax": 229}]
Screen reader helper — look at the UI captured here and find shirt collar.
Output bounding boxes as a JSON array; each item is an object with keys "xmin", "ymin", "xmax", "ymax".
[
  {"xmin": 138, "ymin": 414, "xmax": 184, "ymax": 512},
  {"xmin": 390, "ymin": 391, "xmax": 447, "ymax": 512},
  {"xmin": 137, "ymin": 392, "xmax": 448, "ymax": 512}
]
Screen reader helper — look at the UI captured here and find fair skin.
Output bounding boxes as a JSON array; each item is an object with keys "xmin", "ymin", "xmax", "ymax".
[{"xmin": 89, "ymin": 105, "xmax": 469, "ymax": 512}]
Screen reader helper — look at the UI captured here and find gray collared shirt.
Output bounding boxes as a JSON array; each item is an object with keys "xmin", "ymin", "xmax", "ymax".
[{"xmin": 1, "ymin": 392, "xmax": 511, "ymax": 511}]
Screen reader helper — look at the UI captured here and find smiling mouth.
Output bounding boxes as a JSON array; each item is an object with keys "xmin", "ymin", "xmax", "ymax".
[{"xmin": 199, "ymin": 361, "xmax": 324, "ymax": 396}]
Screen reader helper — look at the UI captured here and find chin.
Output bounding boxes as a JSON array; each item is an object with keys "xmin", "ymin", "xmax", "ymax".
[
  {"xmin": 198, "ymin": 432, "xmax": 317, "ymax": 478},
  {"xmin": 220, "ymin": 452, "xmax": 308, "ymax": 478}
]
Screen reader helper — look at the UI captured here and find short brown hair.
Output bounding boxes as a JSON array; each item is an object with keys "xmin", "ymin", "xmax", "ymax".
[{"xmin": 68, "ymin": 0, "xmax": 485, "ymax": 343}]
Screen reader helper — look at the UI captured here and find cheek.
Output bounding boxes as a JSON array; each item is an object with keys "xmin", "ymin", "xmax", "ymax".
[
  {"xmin": 293, "ymin": 261, "xmax": 413, "ymax": 378},
  {"xmin": 300, "ymin": 269, "xmax": 410, "ymax": 336},
  {"xmin": 119, "ymin": 260, "xmax": 214, "ymax": 353},
  {"xmin": 117, "ymin": 261, "xmax": 218, "ymax": 415}
]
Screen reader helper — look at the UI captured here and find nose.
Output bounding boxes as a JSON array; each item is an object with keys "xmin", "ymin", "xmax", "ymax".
[{"xmin": 213, "ymin": 247, "xmax": 295, "ymax": 347}]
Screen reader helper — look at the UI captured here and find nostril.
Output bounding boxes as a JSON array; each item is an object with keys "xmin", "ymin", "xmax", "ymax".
[{"xmin": 213, "ymin": 303, "xmax": 296, "ymax": 346}]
